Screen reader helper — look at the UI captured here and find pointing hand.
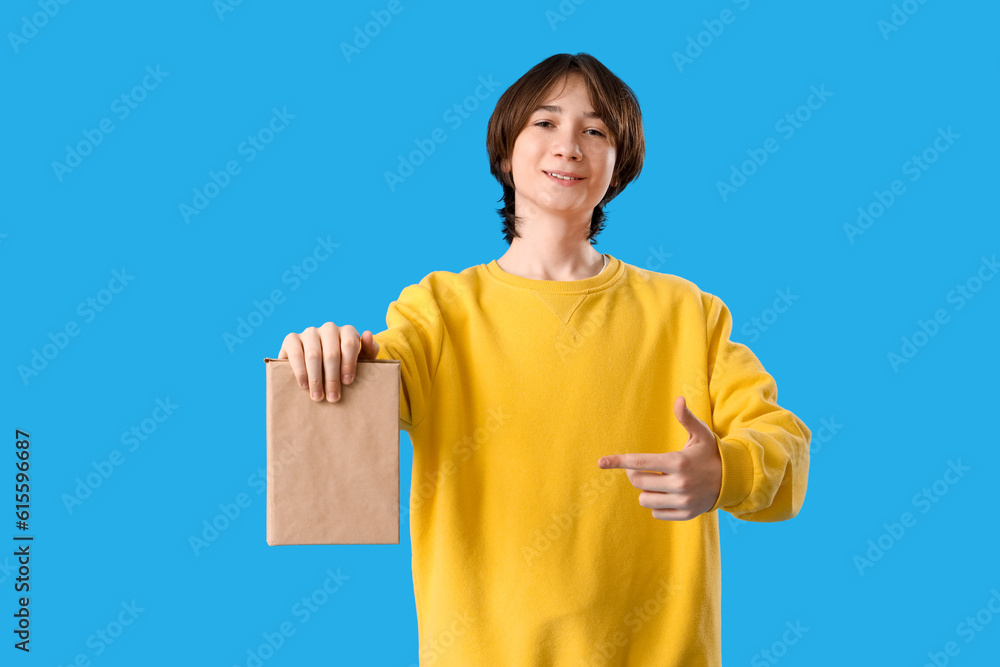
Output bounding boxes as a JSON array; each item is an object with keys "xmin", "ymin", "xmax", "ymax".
[{"xmin": 598, "ymin": 396, "xmax": 723, "ymax": 521}]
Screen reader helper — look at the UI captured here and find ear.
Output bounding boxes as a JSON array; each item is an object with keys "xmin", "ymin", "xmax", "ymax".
[{"xmin": 500, "ymin": 157, "xmax": 511, "ymax": 173}]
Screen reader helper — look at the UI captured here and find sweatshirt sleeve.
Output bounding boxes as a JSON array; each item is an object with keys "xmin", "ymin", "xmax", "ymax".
[
  {"xmin": 703, "ymin": 293, "xmax": 811, "ymax": 521},
  {"xmin": 371, "ymin": 278, "xmax": 446, "ymax": 433}
]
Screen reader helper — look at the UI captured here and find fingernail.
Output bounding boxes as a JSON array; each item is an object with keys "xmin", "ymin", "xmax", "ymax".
[
  {"xmin": 343, "ymin": 375, "xmax": 353, "ymax": 384},
  {"xmin": 312, "ymin": 391, "xmax": 322, "ymax": 400},
  {"xmin": 328, "ymin": 391, "xmax": 339, "ymax": 402}
]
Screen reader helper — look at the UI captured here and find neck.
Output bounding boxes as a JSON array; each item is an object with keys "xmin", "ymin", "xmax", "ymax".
[{"xmin": 497, "ymin": 238, "xmax": 605, "ymax": 281}]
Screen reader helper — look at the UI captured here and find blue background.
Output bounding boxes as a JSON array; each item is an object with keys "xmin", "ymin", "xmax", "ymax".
[{"xmin": 3, "ymin": 0, "xmax": 998, "ymax": 665}]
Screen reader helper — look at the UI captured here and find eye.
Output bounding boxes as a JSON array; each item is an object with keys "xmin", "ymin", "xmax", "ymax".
[{"xmin": 534, "ymin": 121, "xmax": 606, "ymax": 137}]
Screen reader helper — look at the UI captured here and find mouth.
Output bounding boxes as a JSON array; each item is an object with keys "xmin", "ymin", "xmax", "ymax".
[{"xmin": 543, "ymin": 170, "xmax": 585, "ymax": 182}]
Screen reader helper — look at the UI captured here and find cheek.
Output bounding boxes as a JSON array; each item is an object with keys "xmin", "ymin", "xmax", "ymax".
[
  {"xmin": 508, "ymin": 146, "xmax": 527, "ymax": 172},
  {"xmin": 603, "ymin": 155, "xmax": 618, "ymax": 183}
]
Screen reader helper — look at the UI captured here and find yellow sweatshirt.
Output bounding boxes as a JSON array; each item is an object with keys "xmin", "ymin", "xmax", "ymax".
[{"xmin": 372, "ymin": 253, "xmax": 810, "ymax": 666}]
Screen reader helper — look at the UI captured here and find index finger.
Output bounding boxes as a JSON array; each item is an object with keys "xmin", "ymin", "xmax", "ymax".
[{"xmin": 598, "ymin": 453, "xmax": 680, "ymax": 474}]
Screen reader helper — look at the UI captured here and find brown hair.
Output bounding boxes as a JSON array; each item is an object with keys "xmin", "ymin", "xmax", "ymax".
[{"xmin": 486, "ymin": 53, "xmax": 645, "ymax": 246}]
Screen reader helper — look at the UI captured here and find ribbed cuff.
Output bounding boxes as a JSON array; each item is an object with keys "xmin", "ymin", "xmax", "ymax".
[{"xmin": 709, "ymin": 433, "xmax": 755, "ymax": 513}]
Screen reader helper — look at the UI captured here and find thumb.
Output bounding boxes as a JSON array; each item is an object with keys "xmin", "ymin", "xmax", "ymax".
[
  {"xmin": 673, "ymin": 396, "xmax": 702, "ymax": 438},
  {"xmin": 359, "ymin": 330, "xmax": 381, "ymax": 359}
]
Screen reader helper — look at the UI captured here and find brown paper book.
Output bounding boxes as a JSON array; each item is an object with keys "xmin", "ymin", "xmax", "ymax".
[{"xmin": 264, "ymin": 357, "xmax": 400, "ymax": 545}]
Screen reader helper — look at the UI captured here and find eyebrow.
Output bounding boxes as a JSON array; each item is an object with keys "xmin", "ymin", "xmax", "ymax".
[{"xmin": 533, "ymin": 104, "xmax": 604, "ymax": 121}]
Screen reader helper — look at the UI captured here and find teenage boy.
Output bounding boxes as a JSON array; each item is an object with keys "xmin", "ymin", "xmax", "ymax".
[{"xmin": 278, "ymin": 52, "xmax": 811, "ymax": 667}]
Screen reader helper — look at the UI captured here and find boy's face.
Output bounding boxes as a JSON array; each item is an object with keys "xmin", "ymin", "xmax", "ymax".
[{"xmin": 503, "ymin": 73, "xmax": 617, "ymax": 224}]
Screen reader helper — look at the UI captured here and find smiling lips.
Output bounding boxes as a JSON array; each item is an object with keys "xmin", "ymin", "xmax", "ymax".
[{"xmin": 543, "ymin": 170, "xmax": 585, "ymax": 184}]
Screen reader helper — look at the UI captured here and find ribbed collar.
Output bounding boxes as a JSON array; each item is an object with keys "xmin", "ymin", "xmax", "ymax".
[{"xmin": 483, "ymin": 253, "xmax": 624, "ymax": 294}]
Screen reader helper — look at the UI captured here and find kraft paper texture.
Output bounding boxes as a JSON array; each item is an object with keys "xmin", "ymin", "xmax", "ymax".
[{"xmin": 264, "ymin": 357, "xmax": 400, "ymax": 545}]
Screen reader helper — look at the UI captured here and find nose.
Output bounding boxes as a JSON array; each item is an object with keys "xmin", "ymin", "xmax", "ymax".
[{"xmin": 551, "ymin": 127, "xmax": 582, "ymax": 161}]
